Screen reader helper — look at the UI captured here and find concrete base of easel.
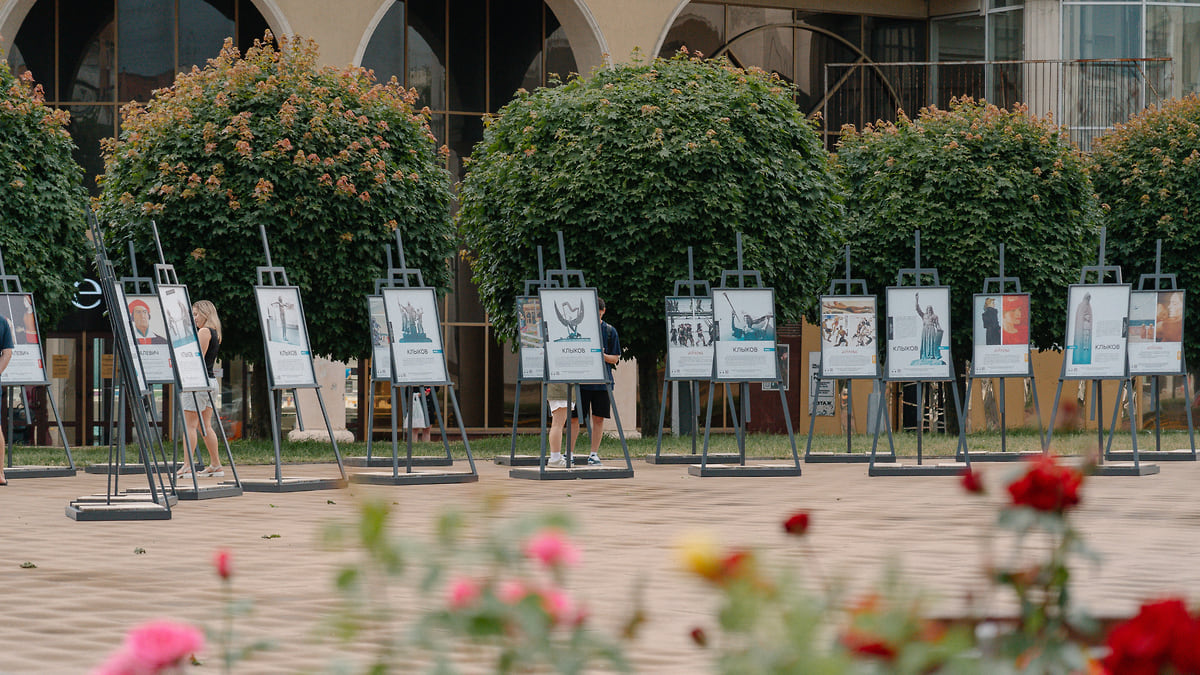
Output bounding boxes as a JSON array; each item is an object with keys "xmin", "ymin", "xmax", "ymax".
[
  {"xmin": 349, "ymin": 470, "xmax": 479, "ymax": 485},
  {"xmin": 955, "ymin": 451, "xmax": 1043, "ymax": 462},
  {"xmin": 236, "ymin": 477, "xmax": 348, "ymax": 492},
  {"xmin": 804, "ymin": 453, "xmax": 875, "ymax": 464},
  {"xmin": 509, "ymin": 466, "xmax": 635, "ymax": 480},
  {"xmin": 646, "ymin": 453, "xmax": 741, "ymax": 465},
  {"xmin": 870, "ymin": 462, "xmax": 967, "ymax": 477},
  {"xmin": 345, "ymin": 455, "xmax": 453, "ymax": 468},
  {"xmin": 5, "ymin": 466, "xmax": 77, "ymax": 478},
  {"xmin": 1092, "ymin": 462, "xmax": 1160, "ymax": 476},
  {"xmin": 1106, "ymin": 450, "xmax": 1195, "ymax": 462},
  {"xmin": 85, "ymin": 461, "xmax": 200, "ymax": 475},
  {"xmin": 495, "ymin": 454, "xmax": 589, "ymax": 466},
  {"xmin": 67, "ymin": 500, "xmax": 172, "ymax": 521},
  {"xmin": 687, "ymin": 464, "xmax": 801, "ymax": 477},
  {"xmin": 129, "ymin": 484, "xmax": 243, "ymax": 500}
]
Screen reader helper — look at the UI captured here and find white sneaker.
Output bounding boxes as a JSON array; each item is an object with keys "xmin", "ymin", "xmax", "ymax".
[
  {"xmin": 588, "ymin": 455, "xmax": 603, "ymax": 466},
  {"xmin": 549, "ymin": 457, "xmax": 568, "ymax": 468}
]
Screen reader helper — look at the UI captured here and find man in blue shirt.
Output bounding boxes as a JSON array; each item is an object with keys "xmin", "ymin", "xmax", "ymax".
[
  {"xmin": 573, "ymin": 298, "xmax": 620, "ymax": 466},
  {"xmin": 0, "ymin": 314, "xmax": 13, "ymax": 485}
]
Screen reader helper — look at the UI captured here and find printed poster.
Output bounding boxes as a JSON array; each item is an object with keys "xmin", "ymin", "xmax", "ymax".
[
  {"xmin": 1128, "ymin": 290, "xmax": 1184, "ymax": 375},
  {"xmin": 665, "ymin": 296, "xmax": 715, "ymax": 380},
  {"xmin": 254, "ymin": 287, "xmax": 318, "ymax": 388},
  {"xmin": 972, "ymin": 293, "xmax": 1031, "ymax": 376},
  {"xmin": 516, "ymin": 296, "xmax": 545, "ymax": 380},
  {"xmin": 886, "ymin": 287, "xmax": 952, "ymax": 380},
  {"xmin": 539, "ymin": 287, "xmax": 605, "ymax": 383},
  {"xmin": 111, "ymin": 285, "xmax": 150, "ymax": 394},
  {"xmin": 158, "ymin": 284, "xmax": 211, "ymax": 391},
  {"xmin": 367, "ymin": 295, "xmax": 392, "ymax": 380},
  {"xmin": 713, "ymin": 288, "xmax": 778, "ymax": 382},
  {"xmin": 0, "ymin": 293, "xmax": 48, "ymax": 384},
  {"xmin": 1063, "ymin": 284, "xmax": 1130, "ymax": 379},
  {"xmin": 819, "ymin": 295, "xmax": 878, "ymax": 378},
  {"xmin": 125, "ymin": 292, "xmax": 174, "ymax": 383},
  {"xmin": 806, "ymin": 351, "xmax": 836, "ymax": 415},
  {"xmin": 382, "ymin": 287, "xmax": 450, "ymax": 385},
  {"xmin": 762, "ymin": 344, "xmax": 792, "ymax": 392}
]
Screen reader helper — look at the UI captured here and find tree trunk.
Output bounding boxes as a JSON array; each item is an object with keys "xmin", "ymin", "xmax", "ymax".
[
  {"xmin": 636, "ymin": 352, "xmax": 660, "ymax": 437},
  {"xmin": 249, "ymin": 364, "xmax": 271, "ymax": 440}
]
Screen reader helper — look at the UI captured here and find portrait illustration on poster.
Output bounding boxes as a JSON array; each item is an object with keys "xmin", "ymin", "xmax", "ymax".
[
  {"xmin": 713, "ymin": 288, "xmax": 778, "ymax": 381},
  {"xmin": 367, "ymin": 296, "xmax": 391, "ymax": 380},
  {"xmin": 539, "ymin": 288, "xmax": 605, "ymax": 383},
  {"xmin": 1128, "ymin": 290, "xmax": 1185, "ymax": 375},
  {"xmin": 886, "ymin": 287, "xmax": 951, "ymax": 380},
  {"xmin": 254, "ymin": 287, "xmax": 317, "ymax": 388},
  {"xmin": 1063, "ymin": 285, "xmax": 1130, "ymax": 379},
  {"xmin": 819, "ymin": 295, "xmax": 877, "ymax": 378},
  {"xmin": 382, "ymin": 287, "xmax": 449, "ymax": 385},
  {"xmin": 516, "ymin": 296, "xmax": 545, "ymax": 380},
  {"xmin": 972, "ymin": 294, "xmax": 1031, "ymax": 376},
  {"xmin": 665, "ymin": 296, "xmax": 715, "ymax": 380},
  {"xmin": 0, "ymin": 293, "xmax": 47, "ymax": 384},
  {"xmin": 111, "ymin": 286, "xmax": 150, "ymax": 393},
  {"xmin": 158, "ymin": 285, "xmax": 211, "ymax": 390},
  {"xmin": 125, "ymin": 294, "xmax": 174, "ymax": 383}
]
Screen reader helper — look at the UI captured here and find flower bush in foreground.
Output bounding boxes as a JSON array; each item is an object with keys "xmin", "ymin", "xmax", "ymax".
[{"xmin": 93, "ymin": 619, "xmax": 204, "ymax": 675}]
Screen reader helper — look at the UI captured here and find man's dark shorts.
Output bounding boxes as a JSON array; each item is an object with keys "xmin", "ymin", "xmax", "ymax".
[{"xmin": 578, "ymin": 388, "xmax": 610, "ymax": 419}]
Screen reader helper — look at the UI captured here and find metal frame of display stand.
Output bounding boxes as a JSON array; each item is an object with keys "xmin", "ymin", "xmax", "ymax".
[
  {"xmin": 241, "ymin": 226, "xmax": 347, "ymax": 492},
  {"xmin": 691, "ymin": 233, "xmax": 800, "ymax": 477},
  {"xmin": 0, "ymin": 246, "xmax": 75, "ymax": 479},
  {"xmin": 869, "ymin": 231, "xmax": 970, "ymax": 476},
  {"xmin": 350, "ymin": 232, "xmax": 478, "ymax": 485},
  {"xmin": 805, "ymin": 246, "xmax": 890, "ymax": 464},
  {"xmin": 1045, "ymin": 229, "xmax": 1158, "ymax": 476},
  {"xmin": 1107, "ymin": 240, "xmax": 1195, "ymax": 463},
  {"xmin": 959, "ymin": 244, "xmax": 1046, "ymax": 462},
  {"xmin": 509, "ymin": 232, "xmax": 634, "ymax": 480},
  {"xmin": 68, "ymin": 213, "xmax": 172, "ymax": 520},
  {"xmin": 651, "ymin": 248, "xmax": 737, "ymax": 465}
]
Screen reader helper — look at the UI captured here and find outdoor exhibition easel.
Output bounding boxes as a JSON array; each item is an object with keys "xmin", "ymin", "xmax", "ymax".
[
  {"xmin": 959, "ymin": 244, "xmax": 1046, "ymax": 462},
  {"xmin": 349, "ymin": 245, "xmax": 452, "ymax": 469},
  {"xmin": 0, "ymin": 245, "xmax": 74, "ymax": 478},
  {"xmin": 350, "ymin": 232, "xmax": 478, "ymax": 486},
  {"xmin": 1107, "ymin": 240, "xmax": 1195, "ymax": 463},
  {"xmin": 650, "ymin": 247, "xmax": 735, "ymax": 465},
  {"xmin": 498, "ymin": 246, "xmax": 584, "ymax": 467},
  {"xmin": 805, "ymin": 246, "xmax": 891, "ymax": 464},
  {"xmin": 1044, "ymin": 229, "xmax": 1158, "ymax": 476},
  {"xmin": 244, "ymin": 225, "xmax": 347, "ymax": 492},
  {"xmin": 868, "ymin": 231, "xmax": 969, "ymax": 477},
  {"xmin": 691, "ymin": 233, "xmax": 801, "ymax": 477},
  {"xmin": 509, "ymin": 231, "xmax": 634, "ymax": 481},
  {"xmin": 68, "ymin": 213, "xmax": 172, "ymax": 520}
]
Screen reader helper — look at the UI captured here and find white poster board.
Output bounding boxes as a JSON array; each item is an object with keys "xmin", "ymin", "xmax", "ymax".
[
  {"xmin": 382, "ymin": 287, "xmax": 450, "ymax": 385},
  {"xmin": 125, "ymin": 292, "xmax": 174, "ymax": 383},
  {"xmin": 886, "ymin": 287, "xmax": 952, "ymax": 380},
  {"xmin": 665, "ymin": 296, "xmax": 715, "ymax": 380},
  {"xmin": 254, "ymin": 286, "xmax": 318, "ymax": 388},
  {"xmin": 111, "ymin": 285, "xmax": 150, "ymax": 394},
  {"xmin": 819, "ymin": 295, "xmax": 878, "ymax": 378},
  {"xmin": 539, "ymin": 287, "xmax": 605, "ymax": 383},
  {"xmin": 713, "ymin": 288, "xmax": 778, "ymax": 382},
  {"xmin": 0, "ymin": 293, "xmax": 48, "ymax": 385},
  {"xmin": 1063, "ymin": 284, "xmax": 1130, "ymax": 379},
  {"xmin": 806, "ymin": 351, "xmax": 835, "ymax": 415},
  {"xmin": 971, "ymin": 293, "xmax": 1031, "ymax": 377},
  {"xmin": 1128, "ymin": 289, "xmax": 1184, "ymax": 376},
  {"xmin": 158, "ymin": 284, "xmax": 211, "ymax": 391},
  {"xmin": 367, "ymin": 295, "xmax": 391, "ymax": 380},
  {"xmin": 516, "ymin": 296, "xmax": 545, "ymax": 381}
]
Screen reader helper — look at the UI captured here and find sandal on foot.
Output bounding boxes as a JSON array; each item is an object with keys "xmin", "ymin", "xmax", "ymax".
[{"xmin": 200, "ymin": 466, "xmax": 225, "ymax": 477}]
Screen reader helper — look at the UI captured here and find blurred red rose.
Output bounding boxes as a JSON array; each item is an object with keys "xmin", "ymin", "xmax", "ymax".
[
  {"xmin": 783, "ymin": 511, "xmax": 810, "ymax": 536},
  {"xmin": 961, "ymin": 467, "xmax": 985, "ymax": 494},
  {"xmin": 1103, "ymin": 598, "xmax": 1195, "ymax": 675},
  {"xmin": 1007, "ymin": 455, "xmax": 1082, "ymax": 513}
]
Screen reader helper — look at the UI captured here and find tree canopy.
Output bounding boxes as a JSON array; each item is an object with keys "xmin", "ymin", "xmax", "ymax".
[
  {"xmin": 97, "ymin": 34, "xmax": 453, "ymax": 363},
  {"xmin": 458, "ymin": 51, "xmax": 843, "ymax": 430}
]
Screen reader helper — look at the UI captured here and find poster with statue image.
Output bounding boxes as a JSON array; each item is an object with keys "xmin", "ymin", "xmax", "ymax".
[
  {"xmin": 712, "ymin": 288, "xmax": 778, "ymax": 382},
  {"xmin": 538, "ymin": 287, "xmax": 605, "ymax": 383},
  {"xmin": 1127, "ymin": 289, "xmax": 1184, "ymax": 375},
  {"xmin": 367, "ymin": 295, "xmax": 392, "ymax": 380},
  {"xmin": 382, "ymin": 287, "xmax": 449, "ymax": 385},
  {"xmin": 158, "ymin": 284, "xmax": 212, "ymax": 391},
  {"xmin": 516, "ymin": 295, "xmax": 545, "ymax": 380},
  {"xmin": 0, "ymin": 293, "xmax": 48, "ymax": 384},
  {"xmin": 1062, "ymin": 284, "xmax": 1130, "ymax": 379},
  {"xmin": 886, "ymin": 287, "xmax": 952, "ymax": 380},
  {"xmin": 254, "ymin": 286, "xmax": 318, "ymax": 388}
]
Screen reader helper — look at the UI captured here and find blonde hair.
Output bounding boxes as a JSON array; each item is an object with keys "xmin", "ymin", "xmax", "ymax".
[{"xmin": 192, "ymin": 300, "xmax": 222, "ymax": 342}]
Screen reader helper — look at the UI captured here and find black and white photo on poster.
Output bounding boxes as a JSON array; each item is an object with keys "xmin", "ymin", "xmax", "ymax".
[
  {"xmin": 1063, "ymin": 285, "xmax": 1130, "ymax": 379},
  {"xmin": 665, "ymin": 295, "xmax": 714, "ymax": 380},
  {"xmin": 806, "ymin": 352, "xmax": 836, "ymax": 415},
  {"xmin": 1128, "ymin": 290, "xmax": 1184, "ymax": 375},
  {"xmin": 762, "ymin": 343, "xmax": 791, "ymax": 391},
  {"xmin": 254, "ymin": 287, "xmax": 317, "ymax": 388},
  {"xmin": 0, "ymin": 293, "xmax": 47, "ymax": 384},
  {"xmin": 886, "ymin": 287, "xmax": 951, "ymax": 380},
  {"xmin": 971, "ymin": 293, "xmax": 1031, "ymax": 376},
  {"xmin": 516, "ymin": 296, "xmax": 545, "ymax": 380},
  {"xmin": 111, "ymin": 285, "xmax": 150, "ymax": 393},
  {"xmin": 125, "ymin": 293, "xmax": 174, "ymax": 383},
  {"xmin": 713, "ymin": 288, "xmax": 778, "ymax": 381},
  {"xmin": 539, "ymin": 287, "xmax": 605, "ymax": 383},
  {"xmin": 158, "ymin": 284, "xmax": 211, "ymax": 391},
  {"xmin": 367, "ymin": 296, "xmax": 392, "ymax": 380},
  {"xmin": 818, "ymin": 295, "xmax": 877, "ymax": 378},
  {"xmin": 382, "ymin": 287, "xmax": 449, "ymax": 385}
]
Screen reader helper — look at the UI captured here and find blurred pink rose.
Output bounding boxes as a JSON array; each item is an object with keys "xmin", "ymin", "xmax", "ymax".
[
  {"xmin": 524, "ymin": 530, "xmax": 581, "ymax": 569},
  {"xmin": 446, "ymin": 577, "xmax": 482, "ymax": 610},
  {"xmin": 213, "ymin": 549, "xmax": 232, "ymax": 580},
  {"xmin": 498, "ymin": 579, "xmax": 529, "ymax": 604},
  {"xmin": 94, "ymin": 619, "xmax": 204, "ymax": 674}
]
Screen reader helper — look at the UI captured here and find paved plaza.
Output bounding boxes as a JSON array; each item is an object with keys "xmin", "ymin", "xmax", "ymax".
[{"xmin": 2, "ymin": 456, "xmax": 1198, "ymax": 673}]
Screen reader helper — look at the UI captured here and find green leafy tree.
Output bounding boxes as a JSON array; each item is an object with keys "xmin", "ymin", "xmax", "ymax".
[
  {"xmin": 836, "ymin": 98, "xmax": 1097, "ymax": 401},
  {"xmin": 0, "ymin": 63, "xmax": 89, "ymax": 327},
  {"xmin": 459, "ymin": 52, "xmax": 842, "ymax": 433},
  {"xmin": 97, "ymin": 34, "xmax": 453, "ymax": 368},
  {"xmin": 1092, "ymin": 95, "xmax": 1200, "ymax": 380}
]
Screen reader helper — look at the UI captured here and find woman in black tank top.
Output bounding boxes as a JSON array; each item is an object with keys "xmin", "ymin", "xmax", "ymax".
[{"xmin": 178, "ymin": 300, "xmax": 225, "ymax": 479}]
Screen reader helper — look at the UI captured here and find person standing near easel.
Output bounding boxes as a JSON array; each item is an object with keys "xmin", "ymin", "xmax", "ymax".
[
  {"xmin": 0, "ymin": 312, "xmax": 13, "ymax": 485},
  {"xmin": 571, "ymin": 298, "xmax": 620, "ymax": 467}
]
